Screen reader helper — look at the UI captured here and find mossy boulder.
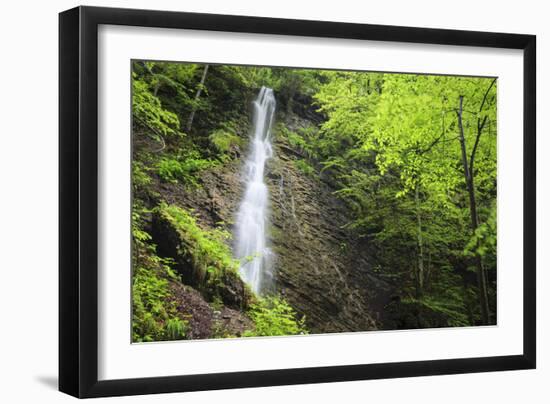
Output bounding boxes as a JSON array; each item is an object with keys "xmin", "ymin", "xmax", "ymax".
[{"xmin": 151, "ymin": 203, "xmax": 253, "ymax": 309}]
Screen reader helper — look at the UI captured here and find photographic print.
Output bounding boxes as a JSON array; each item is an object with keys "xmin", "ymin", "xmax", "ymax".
[{"xmin": 131, "ymin": 60, "xmax": 497, "ymax": 343}]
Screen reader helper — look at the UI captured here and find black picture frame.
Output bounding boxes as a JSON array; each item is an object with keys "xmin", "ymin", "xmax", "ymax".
[{"xmin": 59, "ymin": 5, "xmax": 536, "ymax": 398}]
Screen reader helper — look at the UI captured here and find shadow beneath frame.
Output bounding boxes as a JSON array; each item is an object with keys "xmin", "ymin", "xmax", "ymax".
[{"xmin": 35, "ymin": 375, "xmax": 58, "ymax": 390}]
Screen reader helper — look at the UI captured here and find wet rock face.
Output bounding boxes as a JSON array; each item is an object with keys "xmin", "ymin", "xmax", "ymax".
[
  {"xmin": 265, "ymin": 116, "xmax": 387, "ymax": 334},
  {"xmin": 156, "ymin": 159, "xmax": 244, "ymax": 229}
]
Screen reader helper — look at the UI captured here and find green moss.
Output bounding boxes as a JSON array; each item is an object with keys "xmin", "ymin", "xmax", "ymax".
[
  {"xmin": 209, "ymin": 129, "xmax": 244, "ymax": 155},
  {"xmin": 157, "ymin": 202, "xmax": 239, "ymax": 284}
]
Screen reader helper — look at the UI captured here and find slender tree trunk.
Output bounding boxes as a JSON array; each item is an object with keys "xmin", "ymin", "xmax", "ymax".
[
  {"xmin": 186, "ymin": 64, "xmax": 209, "ymax": 133},
  {"xmin": 457, "ymin": 95, "xmax": 490, "ymax": 325},
  {"xmin": 415, "ymin": 185, "xmax": 424, "ymax": 299}
]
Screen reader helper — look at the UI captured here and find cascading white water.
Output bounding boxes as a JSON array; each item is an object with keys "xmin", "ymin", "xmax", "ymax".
[{"xmin": 234, "ymin": 87, "xmax": 276, "ymax": 294}]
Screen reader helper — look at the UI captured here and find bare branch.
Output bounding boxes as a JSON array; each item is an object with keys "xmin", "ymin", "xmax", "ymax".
[
  {"xmin": 479, "ymin": 78, "xmax": 497, "ymax": 113},
  {"xmin": 469, "ymin": 115, "xmax": 488, "ymax": 174},
  {"xmin": 468, "ymin": 78, "xmax": 496, "ymax": 174}
]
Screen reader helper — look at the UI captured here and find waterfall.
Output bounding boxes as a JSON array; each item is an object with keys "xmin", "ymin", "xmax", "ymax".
[{"xmin": 234, "ymin": 87, "xmax": 276, "ymax": 294}]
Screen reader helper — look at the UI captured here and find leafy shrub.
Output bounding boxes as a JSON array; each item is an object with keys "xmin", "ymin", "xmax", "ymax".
[
  {"xmin": 286, "ymin": 130, "xmax": 307, "ymax": 150},
  {"xmin": 165, "ymin": 318, "xmax": 188, "ymax": 340},
  {"xmin": 209, "ymin": 129, "xmax": 243, "ymax": 155},
  {"xmin": 132, "ymin": 76, "xmax": 180, "ymax": 136},
  {"xmin": 131, "ymin": 202, "xmax": 153, "ymax": 262},
  {"xmin": 132, "ymin": 263, "xmax": 188, "ymax": 342},
  {"xmin": 131, "ymin": 203, "xmax": 188, "ymax": 343},
  {"xmin": 156, "ymin": 152, "xmax": 214, "ymax": 185},
  {"xmin": 398, "ymin": 296, "xmax": 470, "ymax": 328},
  {"xmin": 279, "ymin": 125, "xmax": 319, "ymax": 160},
  {"xmin": 464, "ymin": 202, "xmax": 496, "ymax": 258},
  {"xmin": 132, "ymin": 161, "xmax": 152, "ymax": 192},
  {"xmin": 243, "ymin": 295, "xmax": 308, "ymax": 337},
  {"xmin": 294, "ymin": 159, "xmax": 316, "ymax": 177}
]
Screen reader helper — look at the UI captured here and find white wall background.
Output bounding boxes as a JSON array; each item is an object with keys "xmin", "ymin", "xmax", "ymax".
[{"xmin": 0, "ymin": 0, "xmax": 546, "ymax": 402}]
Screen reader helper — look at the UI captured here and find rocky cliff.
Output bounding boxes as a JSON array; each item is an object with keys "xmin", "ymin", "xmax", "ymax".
[{"xmin": 149, "ymin": 106, "xmax": 392, "ymax": 335}]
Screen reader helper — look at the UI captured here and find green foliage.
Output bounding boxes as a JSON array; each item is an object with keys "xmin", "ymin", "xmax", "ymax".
[
  {"xmin": 131, "ymin": 59, "xmax": 498, "ymax": 335},
  {"xmin": 210, "ymin": 295, "xmax": 224, "ymax": 311},
  {"xmin": 132, "ymin": 263, "xmax": 188, "ymax": 342},
  {"xmin": 165, "ymin": 318, "xmax": 188, "ymax": 340},
  {"xmin": 132, "ymin": 200, "xmax": 188, "ymax": 343},
  {"xmin": 279, "ymin": 125, "xmax": 320, "ymax": 179},
  {"xmin": 286, "ymin": 130, "xmax": 306, "ymax": 149},
  {"xmin": 235, "ymin": 67, "xmax": 323, "ymax": 108},
  {"xmin": 131, "ymin": 202, "xmax": 152, "ymax": 259},
  {"xmin": 132, "ymin": 75, "xmax": 181, "ymax": 137},
  {"xmin": 132, "ymin": 61, "xmax": 197, "ymax": 131},
  {"xmin": 406, "ymin": 263, "xmax": 472, "ymax": 327},
  {"xmin": 209, "ymin": 129, "xmax": 244, "ymax": 156},
  {"xmin": 279, "ymin": 125, "xmax": 320, "ymax": 160},
  {"xmin": 193, "ymin": 65, "xmax": 255, "ymax": 131},
  {"xmin": 131, "ymin": 206, "xmax": 188, "ymax": 342},
  {"xmin": 399, "ymin": 296, "xmax": 470, "ymax": 328},
  {"xmin": 132, "ymin": 161, "xmax": 152, "ymax": 190},
  {"xmin": 270, "ymin": 68, "xmax": 323, "ymax": 112},
  {"xmin": 464, "ymin": 202, "xmax": 497, "ymax": 258},
  {"xmin": 156, "ymin": 152, "xmax": 214, "ymax": 185},
  {"xmin": 132, "ymin": 269, "xmax": 184, "ymax": 342},
  {"xmin": 313, "ymin": 71, "xmax": 497, "ymax": 324},
  {"xmin": 293, "ymin": 159, "xmax": 315, "ymax": 177},
  {"xmin": 243, "ymin": 295, "xmax": 308, "ymax": 337},
  {"xmin": 157, "ymin": 203, "xmax": 239, "ymax": 284}
]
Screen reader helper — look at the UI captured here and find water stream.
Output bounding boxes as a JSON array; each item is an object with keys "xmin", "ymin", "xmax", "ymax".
[{"xmin": 234, "ymin": 87, "xmax": 276, "ymax": 294}]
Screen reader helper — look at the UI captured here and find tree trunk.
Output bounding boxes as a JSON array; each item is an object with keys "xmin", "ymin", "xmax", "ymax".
[
  {"xmin": 415, "ymin": 185, "xmax": 424, "ymax": 299},
  {"xmin": 457, "ymin": 95, "xmax": 490, "ymax": 325},
  {"xmin": 185, "ymin": 64, "xmax": 209, "ymax": 133}
]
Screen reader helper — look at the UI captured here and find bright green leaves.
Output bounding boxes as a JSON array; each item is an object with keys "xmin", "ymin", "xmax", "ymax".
[
  {"xmin": 243, "ymin": 295, "xmax": 308, "ymax": 337},
  {"xmin": 131, "ymin": 202, "xmax": 188, "ymax": 343},
  {"xmin": 156, "ymin": 152, "xmax": 215, "ymax": 185},
  {"xmin": 132, "ymin": 76, "xmax": 181, "ymax": 137},
  {"xmin": 157, "ymin": 203, "xmax": 239, "ymax": 283},
  {"xmin": 315, "ymin": 71, "xmax": 377, "ymax": 156},
  {"xmin": 130, "ymin": 60, "xmax": 499, "ymax": 334},
  {"xmin": 209, "ymin": 129, "xmax": 244, "ymax": 156},
  {"xmin": 365, "ymin": 74, "xmax": 455, "ymax": 198},
  {"xmin": 464, "ymin": 202, "xmax": 497, "ymax": 258},
  {"xmin": 132, "ymin": 264, "xmax": 188, "ymax": 343},
  {"xmin": 313, "ymin": 71, "xmax": 497, "ymax": 323}
]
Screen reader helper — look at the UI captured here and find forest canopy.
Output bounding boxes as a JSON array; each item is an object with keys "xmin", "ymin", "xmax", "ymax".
[{"xmin": 131, "ymin": 60, "xmax": 497, "ymax": 342}]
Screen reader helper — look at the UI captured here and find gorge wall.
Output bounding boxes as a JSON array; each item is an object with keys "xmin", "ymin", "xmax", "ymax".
[{"xmin": 151, "ymin": 101, "xmax": 392, "ymax": 335}]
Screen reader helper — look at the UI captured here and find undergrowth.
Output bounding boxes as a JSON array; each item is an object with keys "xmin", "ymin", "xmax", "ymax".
[
  {"xmin": 243, "ymin": 295, "xmax": 308, "ymax": 337},
  {"xmin": 131, "ymin": 203, "xmax": 188, "ymax": 342},
  {"xmin": 157, "ymin": 202, "xmax": 239, "ymax": 285},
  {"xmin": 156, "ymin": 151, "xmax": 215, "ymax": 185}
]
